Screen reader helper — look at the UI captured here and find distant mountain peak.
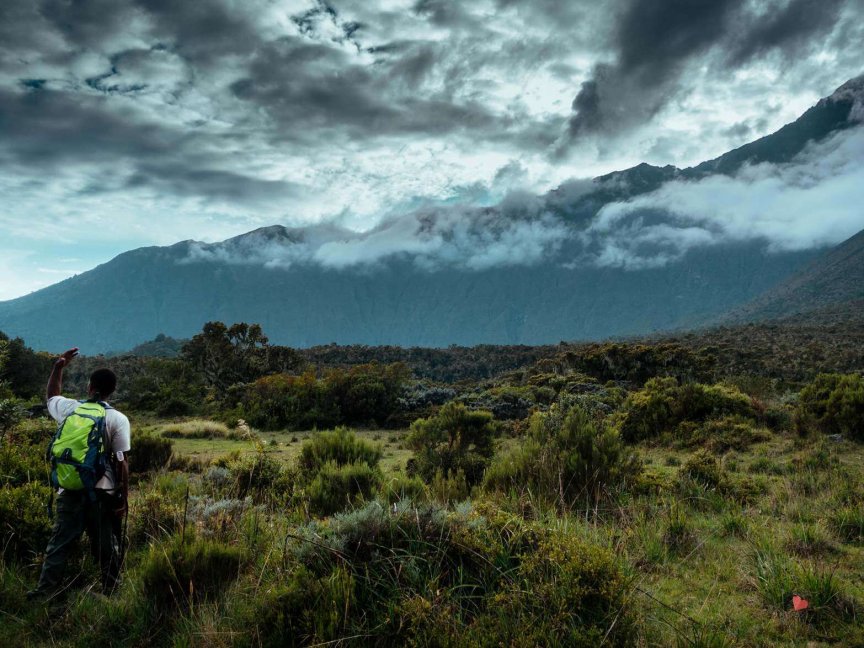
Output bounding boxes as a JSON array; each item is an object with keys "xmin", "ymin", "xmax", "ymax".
[{"xmin": 829, "ymin": 73, "xmax": 864, "ymax": 122}]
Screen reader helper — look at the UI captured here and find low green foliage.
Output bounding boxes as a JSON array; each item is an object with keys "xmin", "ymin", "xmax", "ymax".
[
  {"xmin": 225, "ymin": 450, "xmax": 290, "ymax": 501},
  {"xmin": 0, "ymin": 441, "xmax": 45, "ymax": 487},
  {"xmin": 619, "ymin": 378, "xmax": 754, "ymax": 443},
  {"xmin": 485, "ymin": 404, "xmax": 641, "ymax": 509},
  {"xmin": 662, "ymin": 501, "xmax": 696, "ymax": 553},
  {"xmin": 0, "ymin": 481, "xmax": 52, "ymax": 560},
  {"xmin": 297, "ymin": 427, "xmax": 382, "ymax": 476},
  {"xmin": 130, "ymin": 433, "xmax": 172, "ymax": 474},
  {"xmin": 159, "ymin": 419, "xmax": 230, "ymax": 439},
  {"xmin": 249, "ymin": 501, "xmax": 636, "ymax": 647},
  {"xmin": 306, "ymin": 461, "xmax": 381, "ymax": 516},
  {"xmin": 751, "ymin": 542, "xmax": 795, "ymax": 611},
  {"xmin": 407, "ymin": 401, "xmax": 495, "ymax": 487},
  {"xmin": 786, "ymin": 523, "xmax": 834, "ymax": 557},
  {"xmin": 798, "ymin": 373, "xmax": 864, "ymax": 441},
  {"xmin": 750, "ymin": 541, "xmax": 857, "ymax": 622},
  {"xmin": 235, "ymin": 362, "xmax": 409, "ymax": 430},
  {"xmin": 139, "ymin": 534, "xmax": 246, "ymax": 609},
  {"xmin": 679, "ymin": 416, "xmax": 772, "ymax": 452},
  {"xmin": 0, "ymin": 399, "xmax": 23, "ymax": 442},
  {"xmin": 380, "ymin": 473, "xmax": 427, "ymax": 504},
  {"xmin": 830, "ymin": 505, "xmax": 864, "ymax": 543},
  {"xmin": 295, "ymin": 428, "xmax": 384, "ymax": 515},
  {"xmin": 0, "ymin": 427, "xmax": 53, "ymax": 560},
  {"xmin": 679, "ymin": 450, "xmax": 725, "ymax": 490},
  {"xmin": 131, "ymin": 488, "xmax": 182, "ymax": 544}
]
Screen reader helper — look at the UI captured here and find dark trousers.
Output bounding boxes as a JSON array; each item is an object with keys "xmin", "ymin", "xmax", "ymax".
[{"xmin": 34, "ymin": 490, "xmax": 122, "ymax": 596}]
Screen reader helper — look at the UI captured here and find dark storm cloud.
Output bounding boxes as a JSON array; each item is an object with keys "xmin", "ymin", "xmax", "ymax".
[
  {"xmin": 40, "ymin": 0, "xmax": 140, "ymax": 49},
  {"xmin": 0, "ymin": 86, "xmax": 300, "ymax": 205},
  {"xmin": 412, "ymin": 0, "xmax": 485, "ymax": 30},
  {"xmin": 228, "ymin": 36, "xmax": 536, "ymax": 144},
  {"xmin": 565, "ymin": 0, "xmax": 859, "ymax": 142},
  {"xmin": 0, "ymin": 87, "xmax": 178, "ymax": 165},
  {"xmin": 127, "ymin": 164, "xmax": 305, "ymax": 204},
  {"xmin": 727, "ymin": 0, "xmax": 847, "ymax": 66},
  {"xmin": 131, "ymin": 0, "xmax": 261, "ymax": 63},
  {"xmin": 567, "ymin": 0, "xmax": 743, "ymax": 139}
]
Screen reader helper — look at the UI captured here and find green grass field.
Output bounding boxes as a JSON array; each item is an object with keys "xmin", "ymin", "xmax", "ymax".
[
  {"xmin": 142, "ymin": 417, "xmax": 864, "ymax": 645},
  {"xmin": 3, "ymin": 411, "xmax": 864, "ymax": 646}
]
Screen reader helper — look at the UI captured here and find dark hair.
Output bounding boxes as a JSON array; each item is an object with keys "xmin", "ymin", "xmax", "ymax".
[{"xmin": 89, "ymin": 368, "xmax": 117, "ymax": 399}]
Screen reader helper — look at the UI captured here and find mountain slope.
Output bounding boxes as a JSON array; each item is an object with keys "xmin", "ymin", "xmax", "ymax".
[
  {"xmin": 725, "ymin": 229, "xmax": 864, "ymax": 325},
  {"xmin": 0, "ymin": 237, "xmax": 814, "ymax": 353}
]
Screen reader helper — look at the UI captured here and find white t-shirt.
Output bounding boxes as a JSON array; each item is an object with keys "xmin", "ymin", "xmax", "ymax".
[{"xmin": 47, "ymin": 396, "xmax": 131, "ymax": 491}]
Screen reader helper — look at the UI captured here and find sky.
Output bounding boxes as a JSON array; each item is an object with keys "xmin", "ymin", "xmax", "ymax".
[{"xmin": 1, "ymin": 0, "xmax": 863, "ymax": 300}]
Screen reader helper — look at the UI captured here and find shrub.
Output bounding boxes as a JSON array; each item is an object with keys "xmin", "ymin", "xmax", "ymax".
[
  {"xmin": 124, "ymin": 357, "xmax": 203, "ymax": 414},
  {"xmin": 298, "ymin": 427, "xmax": 382, "ymax": 476},
  {"xmin": 380, "ymin": 473, "xmax": 427, "ymax": 504},
  {"xmin": 306, "ymin": 461, "xmax": 382, "ymax": 516},
  {"xmin": 235, "ymin": 363, "xmax": 408, "ymax": 431},
  {"xmin": 798, "ymin": 373, "xmax": 864, "ymax": 441},
  {"xmin": 0, "ymin": 399, "xmax": 23, "ymax": 443},
  {"xmin": 619, "ymin": 378, "xmax": 754, "ymax": 443},
  {"xmin": 186, "ymin": 495, "xmax": 252, "ymax": 540},
  {"xmin": 683, "ymin": 416, "xmax": 772, "ymax": 452},
  {"xmin": 131, "ymin": 434, "xmax": 173, "ymax": 474},
  {"xmin": 252, "ymin": 501, "xmax": 636, "ymax": 646},
  {"xmin": 323, "ymin": 362, "xmax": 410, "ymax": 426},
  {"xmin": 763, "ymin": 403, "xmax": 794, "ymax": 432},
  {"xmin": 676, "ymin": 450, "xmax": 757, "ymax": 506},
  {"xmin": 236, "ymin": 370, "xmax": 340, "ymax": 431},
  {"xmin": 680, "ymin": 450, "xmax": 725, "ymax": 490},
  {"xmin": 160, "ymin": 419, "xmax": 229, "ymax": 439},
  {"xmin": 139, "ymin": 535, "xmax": 246, "ymax": 609},
  {"xmin": 224, "ymin": 451, "xmax": 288, "ymax": 500},
  {"xmin": 0, "ymin": 481, "xmax": 52, "ymax": 560},
  {"xmin": 406, "ymin": 402, "xmax": 495, "ymax": 487},
  {"xmin": 485, "ymin": 405, "xmax": 641, "ymax": 509},
  {"xmin": 428, "ymin": 468, "xmax": 471, "ymax": 502},
  {"xmin": 0, "ymin": 442, "xmax": 45, "ymax": 487},
  {"xmin": 131, "ymin": 490, "xmax": 182, "ymax": 544}
]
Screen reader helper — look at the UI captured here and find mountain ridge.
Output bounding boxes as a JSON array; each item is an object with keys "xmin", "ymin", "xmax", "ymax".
[{"xmin": 1, "ymin": 75, "xmax": 862, "ymax": 353}]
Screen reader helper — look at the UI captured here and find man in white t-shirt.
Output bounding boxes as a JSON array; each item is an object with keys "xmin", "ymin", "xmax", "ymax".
[{"xmin": 28, "ymin": 347, "xmax": 131, "ymax": 600}]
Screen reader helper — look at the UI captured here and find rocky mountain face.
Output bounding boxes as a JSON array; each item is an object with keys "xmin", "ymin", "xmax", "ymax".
[{"xmin": 1, "ymin": 75, "xmax": 861, "ymax": 354}]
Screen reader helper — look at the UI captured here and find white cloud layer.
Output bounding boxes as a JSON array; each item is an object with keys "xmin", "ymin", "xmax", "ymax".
[
  {"xmin": 186, "ymin": 191, "xmax": 570, "ymax": 271},
  {"xmin": 585, "ymin": 124, "xmax": 864, "ymax": 268}
]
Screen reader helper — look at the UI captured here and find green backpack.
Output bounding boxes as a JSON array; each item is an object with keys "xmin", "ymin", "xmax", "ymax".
[{"xmin": 47, "ymin": 401, "xmax": 110, "ymax": 493}]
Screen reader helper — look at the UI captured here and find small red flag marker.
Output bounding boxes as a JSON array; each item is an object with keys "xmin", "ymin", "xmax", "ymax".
[{"xmin": 792, "ymin": 595, "xmax": 809, "ymax": 611}]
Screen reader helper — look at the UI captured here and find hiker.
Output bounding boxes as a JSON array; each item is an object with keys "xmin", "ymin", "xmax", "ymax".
[{"xmin": 27, "ymin": 347, "xmax": 131, "ymax": 600}]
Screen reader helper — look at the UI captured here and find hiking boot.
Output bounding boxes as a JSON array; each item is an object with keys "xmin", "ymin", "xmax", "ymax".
[{"xmin": 26, "ymin": 589, "xmax": 47, "ymax": 602}]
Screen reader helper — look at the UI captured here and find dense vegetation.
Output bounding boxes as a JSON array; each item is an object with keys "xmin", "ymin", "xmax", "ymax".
[{"xmin": 1, "ymin": 320, "xmax": 863, "ymax": 646}]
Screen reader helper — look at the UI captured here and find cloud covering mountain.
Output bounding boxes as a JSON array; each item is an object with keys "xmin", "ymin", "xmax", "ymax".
[
  {"xmin": 179, "ymin": 77, "xmax": 864, "ymax": 275},
  {"xmin": 2, "ymin": 0, "xmax": 863, "ymax": 299}
]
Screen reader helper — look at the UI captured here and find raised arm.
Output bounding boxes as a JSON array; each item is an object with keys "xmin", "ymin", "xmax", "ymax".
[{"xmin": 46, "ymin": 347, "xmax": 79, "ymax": 401}]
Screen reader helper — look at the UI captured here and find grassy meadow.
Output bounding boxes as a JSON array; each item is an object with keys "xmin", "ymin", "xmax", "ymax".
[{"xmin": 2, "ymin": 327, "xmax": 864, "ymax": 646}]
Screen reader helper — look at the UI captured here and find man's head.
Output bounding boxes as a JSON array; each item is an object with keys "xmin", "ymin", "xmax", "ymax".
[{"xmin": 88, "ymin": 368, "xmax": 117, "ymax": 400}]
